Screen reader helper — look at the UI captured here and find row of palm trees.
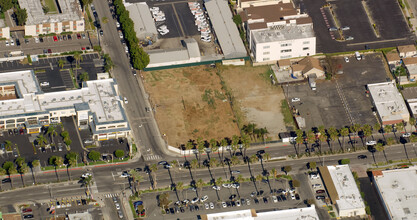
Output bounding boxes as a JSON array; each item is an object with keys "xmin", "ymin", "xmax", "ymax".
[{"xmin": 293, "ymin": 121, "xmax": 414, "ymax": 156}]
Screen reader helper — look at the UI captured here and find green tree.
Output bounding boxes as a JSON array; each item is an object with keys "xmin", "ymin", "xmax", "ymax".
[
  {"xmin": 36, "ymin": 135, "xmax": 48, "ymax": 147},
  {"xmin": 283, "ymin": 166, "xmax": 292, "ymax": 175},
  {"xmin": 308, "ymin": 161, "xmax": 317, "ymax": 170},
  {"xmin": 81, "ymin": 0, "xmax": 93, "ymax": 11},
  {"xmin": 58, "ymin": 59, "xmax": 66, "ymax": 69},
  {"xmin": 271, "ymin": 168, "xmax": 277, "ymax": 179},
  {"xmin": 386, "ymin": 137, "xmax": 396, "ymax": 146},
  {"xmin": 114, "ymin": 149, "xmax": 125, "ymax": 159},
  {"xmin": 339, "ymin": 127, "xmax": 349, "ymax": 151},
  {"xmin": 149, "ymin": 164, "xmax": 158, "ymax": 189},
  {"xmin": 362, "ymin": 124, "xmax": 373, "ymax": 142},
  {"xmin": 231, "ymin": 155, "xmax": 239, "ymax": 165},
  {"xmin": 15, "ymin": 8, "xmax": 27, "ymax": 26},
  {"xmin": 232, "ymin": 14, "xmax": 242, "ymax": 25},
  {"xmin": 328, "ymin": 127, "xmax": 339, "ymax": 152},
  {"xmin": 46, "ymin": 126, "xmax": 58, "ymax": 145},
  {"xmin": 410, "ymin": 134, "xmax": 417, "ymax": 143},
  {"xmin": 0, "ymin": 0, "xmax": 13, "ymax": 13},
  {"xmin": 49, "ymin": 156, "xmax": 63, "ymax": 181},
  {"xmin": 410, "ymin": 117, "xmax": 416, "ymax": 131},
  {"xmin": 158, "ymin": 192, "xmax": 171, "ymax": 210},
  {"xmin": 66, "ymin": 151, "xmax": 78, "ymax": 180},
  {"xmin": 340, "ymin": 159, "xmax": 350, "ymax": 164},
  {"xmin": 73, "ymin": 52, "xmax": 83, "ymax": 78},
  {"xmin": 190, "ymin": 158, "xmax": 198, "ymax": 170},
  {"xmin": 384, "ymin": 125, "xmax": 393, "ymax": 134},
  {"xmin": 291, "ymin": 179, "xmax": 300, "ymax": 187},
  {"xmin": 131, "ymin": 46, "xmax": 150, "ymax": 70},
  {"xmin": 79, "ymin": 72, "xmax": 89, "ymax": 82},
  {"xmin": 256, "ymin": 174, "xmax": 263, "ymax": 184},
  {"xmin": 129, "ymin": 169, "xmax": 143, "ymax": 194},
  {"xmin": 3, "ymin": 161, "xmax": 16, "ymax": 187},
  {"xmin": 103, "ymin": 53, "xmax": 114, "ymax": 72},
  {"xmin": 195, "ymin": 178, "xmax": 204, "ymax": 194},
  {"xmin": 30, "ymin": 160, "xmax": 40, "ymax": 184},
  {"xmin": 216, "ymin": 177, "xmax": 223, "ymax": 186},
  {"xmin": 4, "ymin": 140, "xmax": 12, "ymax": 151},
  {"xmin": 60, "ymin": 131, "xmax": 69, "ymax": 139},
  {"xmin": 80, "ymin": 175, "xmax": 93, "ymax": 198},
  {"xmin": 396, "ymin": 122, "xmax": 405, "ymax": 133},
  {"xmin": 88, "ymin": 150, "xmax": 101, "ymax": 161}
]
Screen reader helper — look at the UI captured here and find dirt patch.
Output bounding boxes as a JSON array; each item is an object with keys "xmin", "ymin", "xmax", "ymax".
[
  {"xmin": 218, "ymin": 64, "xmax": 287, "ymax": 140},
  {"xmin": 143, "ymin": 66, "xmax": 240, "ymax": 147}
]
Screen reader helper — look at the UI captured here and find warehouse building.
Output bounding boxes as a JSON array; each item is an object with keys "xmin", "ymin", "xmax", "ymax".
[{"xmin": 126, "ymin": 2, "xmax": 158, "ymax": 42}]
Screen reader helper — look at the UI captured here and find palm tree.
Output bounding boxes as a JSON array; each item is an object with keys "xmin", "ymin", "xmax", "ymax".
[
  {"xmin": 30, "ymin": 160, "xmax": 40, "ymax": 184},
  {"xmin": 256, "ymin": 174, "xmax": 263, "ymax": 185},
  {"xmin": 49, "ymin": 156, "xmax": 63, "ymax": 181},
  {"xmin": 15, "ymin": 157, "xmax": 26, "ymax": 186},
  {"xmin": 318, "ymin": 134, "xmax": 326, "ymax": 152},
  {"xmin": 263, "ymin": 152, "xmax": 271, "ymax": 161},
  {"xmin": 149, "ymin": 164, "xmax": 158, "ymax": 189},
  {"xmin": 250, "ymin": 154, "xmax": 258, "ymax": 164},
  {"xmin": 396, "ymin": 122, "xmax": 405, "ymax": 134},
  {"xmin": 241, "ymin": 134, "xmax": 251, "ymax": 157},
  {"xmin": 295, "ymin": 136, "xmax": 303, "ymax": 156},
  {"xmin": 79, "ymin": 72, "xmax": 89, "ymax": 82},
  {"xmin": 231, "ymin": 135, "xmax": 239, "ymax": 155},
  {"xmin": 66, "ymin": 156, "xmax": 77, "ymax": 180},
  {"xmin": 185, "ymin": 141, "xmax": 193, "ymax": 159},
  {"xmin": 350, "ymin": 124, "xmax": 361, "ymax": 150},
  {"xmin": 216, "ymin": 177, "xmax": 223, "ymax": 187},
  {"xmin": 209, "ymin": 158, "xmax": 218, "ymax": 168},
  {"xmin": 362, "ymin": 124, "xmax": 373, "ymax": 143},
  {"xmin": 220, "ymin": 138, "xmax": 228, "ymax": 161},
  {"xmin": 47, "ymin": 126, "xmax": 58, "ymax": 145},
  {"xmin": 129, "ymin": 169, "xmax": 143, "ymax": 194},
  {"xmin": 375, "ymin": 142, "xmax": 387, "ymax": 163},
  {"xmin": 36, "ymin": 135, "xmax": 48, "ymax": 148},
  {"xmin": 190, "ymin": 159, "xmax": 198, "ymax": 170},
  {"xmin": 271, "ymin": 168, "xmax": 277, "ymax": 179},
  {"xmin": 196, "ymin": 137, "xmax": 205, "ymax": 167},
  {"xmin": 327, "ymin": 127, "xmax": 338, "ymax": 152},
  {"xmin": 58, "ymin": 59, "xmax": 66, "ymax": 69},
  {"xmin": 3, "ymin": 161, "xmax": 16, "ymax": 188},
  {"xmin": 176, "ymin": 181, "xmax": 184, "ymax": 198},
  {"xmin": 306, "ymin": 130, "xmax": 315, "ymax": 153},
  {"xmin": 80, "ymin": 175, "xmax": 94, "ymax": 199},
  {"xmin": 73, "ymin": 52, "xmax": 83, "ymax": 79},
  {"xmin": 195, "ymin": 179, "xmax": 204, "ymax": 195},
  {"xmin": 384, "ymin": 125, "xmax": 393, "ymax": 135},
  {"xmin": 4, "ymin": 140, "xmax": 12, "ymax": 151},
  {"xmin": 339, "ymin": 127, "xmax": 349, "ymax": 152}
]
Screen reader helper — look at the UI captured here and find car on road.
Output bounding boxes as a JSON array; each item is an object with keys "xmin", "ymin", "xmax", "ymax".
[
  {"xmin": 257, "ymin": 150, "xmax": 265, "ymax": 154},
  {"xmin": 135, "ymin": 167, "xmax": 142, "ymax": 172},
  {"xmin": 291, "ymin": 97, "xmax": 300, "ymax": 102},
  {"xmin": 222, "ymin": 183, "xmax": 231, "ymax": 188},
  {"xmin": 366, "ymin": 141, "xmax": 376, "ymax": 146},
  {"xmin": 81, "ymin": 173, "xmax": 92, "ymax": 178},
  {"xmin": 210, "ymin": 202, "xmax": 214, "ymax": 209},
  {"xmin": 158, "ymin": 161, "xmax": 168, "ymax": 165},
  {"xmin": 357, "ymin": 155, "xmax": 367, "ymax": 159},
  {"xmin": 99, "ymin": 30, "xmax": 104, "ymax": 36},
  {"xmin": 402, "ymin": 133, "xmax": 411, "ymax": 138},
  {"xmin": 40, "ymin": 82, "xmax": 50, "ymax": 87},
  {"xmin": 201, "ymin": 195, "xmax": 208, "ymax": 202},
  {"xmin": 316, "ymin": 190, "xmax": 325, "ymax": 194},
  {"xmin": 344, "ymin": 57, "xmax": 349, "ymax": 63},
  {"xmin": 23, "ymin": 215, "xmax": 34, "ymax": 219},
  {"xmin": 119, "ymin": 32, "xmax": 124, "ymax": 38},
  {"xmin": 231, "ymin": 170, "xmax": 240, "ymax": 174},
  {"xmin": 316, "ymin": 195, "xmax": 325, "ymax": 200},
  {"xmin": 123, "ymin": 97, "xmax": 128, "ymax": 104},
  {"xmin": 120, "ymin": 171, "xmax": 130, "ymax": 178},
  {"xmin": 312, "ymin": 184, "xmax": 322, "ymax": 188},
  {"xmin": 191, "ymin": 197, "xmax": 199, "ymax": 204},
  {"xmin": 117, "ymin": 210, "xmax": 123, "ymax": 219},
  {"xmin": 340, "ymin": 26, "xmax": 350, "ymax": 30},
  {"xmin": 328, "ymin": 27, "xmax": 338, "ymax": 31},
  {"xmin": 2, "ymin": 178, "xmax": 11, "ymax": 183},
  {"xmin": 222, "ymin": 201, "xmax": 227, "ymax": 208}
]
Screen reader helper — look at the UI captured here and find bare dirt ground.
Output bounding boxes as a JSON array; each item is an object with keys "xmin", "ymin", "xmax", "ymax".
[
  {"xmin": 143, "ymin": 66, "xmax": 240, "ymax": 147},
  {"xmin": 218, "ymin": 64, "xmax": 287, "ymax": 140}
]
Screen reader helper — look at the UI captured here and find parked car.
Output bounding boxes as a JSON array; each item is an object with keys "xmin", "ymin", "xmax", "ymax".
[
  {"xmin": 231, "ymin": 170, "xmax": 240, "ymax": 174},
  {"xmin": 340, "ymin": 26, "xmax": 350, "ymax": 30},
  {"xmin": 291, "ymin": 97, "xmax": 300, "ymax": 102},
  {"xmin": 312, "ymin": 184, "xmax": 322, "ymax": 188},
  {"xmin": 366, "ymin": 141, "xmax": 376, "ymax": 146},
  {"xmin": 204, "ymin": 203, "xmax": 209, "ymax": 209},
  {"xmin": 201, "ymin": 195, "xmax": 208, "ymax": 202},
  {"xmin": 81, "ymin": 173, "xmax": 92, "ymax": 178},
  {"xmin": 222, "ymin": 201, "xmax": 227, "ymax": 208},
  {"xmin": 357, "ymin": 155, "xmax": 367, "ymax": 159},
  {"xmin": 272, "ymin": 196, "xmax": 278, "ymax": 203},
  {"xmin": 53, "ymin": 36, "xmax": 58, "ymax": 41},
  {"xmin": 316, "ymin": 190, "xmax": 325, "ymax": 194},
  {"xmin": 328, "ymin": 27, "xmax": 338, "ymax": 31},
  {"xmin": 191, "ymin": 197, "xmax": 199, "ymax": 204},
  {"xmin": 222, "ymin": 183, "xmax": 231, "ymax": 188},
  {"xmin": 344, "ymin": 57, "xmax": 349, "ymax": 63},
  {"xmin": 316, "ymin": 195, "xmax": 325, "ymax": 200},
  {"xmin": 402, "ymin": 133, "xmax": 411, "ymax": 138},
  {"xmin": 209, "ymin": 202, "xmax": 214, "ymax": 209},
  {"xmin": 22, "ymin": 208, "xmax": 32, "ymax": 213}
]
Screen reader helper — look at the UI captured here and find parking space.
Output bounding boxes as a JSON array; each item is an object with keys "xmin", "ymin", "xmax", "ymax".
[
  {"xmin": 286, "ymin": 53, "xmax": 388, "ymax": 129},
  {"xmin": 103, "ymin": 196, "xmax": 128, "ymax": 220},
  {"xmin": 0, "ymin": 32, "xmax": 96, "ymax": 58},
  {"xmin": 307, "ymin": 172, "xmax": 328, "ymax": 205},
  {"xmin": 295, "ymin": 0, "xmax": 415, "ymax": 53}
]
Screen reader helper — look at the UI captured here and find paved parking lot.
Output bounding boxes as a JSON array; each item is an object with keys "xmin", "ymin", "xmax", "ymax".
[
  {"xmin": 295, "ymin": 0, "xmax": 415, "ymax": 53},
  {"xmin": 0, "ymin": 33, "xmax": 97, "ymax": 58},
  {"xmin": 286, "ymin": 53, "xmax": 388, "ymax": 129}
]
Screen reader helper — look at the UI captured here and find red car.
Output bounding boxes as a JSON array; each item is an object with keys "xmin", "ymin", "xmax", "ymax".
[
  {"xmin": 22, "ymin": 208, "xmax": 32, "ymax": 213},
  {"xmin": 53, "ymin": 36, "xmax": 58, "ymax": 41},
  {"xmin": 77, "ymin": 34, "xmax": 81, "ymax": 39},
  {"xmin": 48, "ymin": 49, "xmax": 52, "ymax": 53}
]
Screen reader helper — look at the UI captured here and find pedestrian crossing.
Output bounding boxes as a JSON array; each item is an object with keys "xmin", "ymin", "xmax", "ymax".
[
  {"xmin": 143, "ymin": 154, "xmax": 162, "ymax": 161},
  {"xmin": 104, "ymin": 193, "xmax": 120, "ymax": 198}
]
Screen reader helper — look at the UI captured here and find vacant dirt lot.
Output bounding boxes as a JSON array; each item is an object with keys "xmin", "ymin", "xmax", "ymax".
[
  {"xmin": 143, "ymin": 66, "xmax": 240, "ymax": 147},
  {"xmin": 219, "ymin": 64, "xmax": 287, "ymax": 140}
]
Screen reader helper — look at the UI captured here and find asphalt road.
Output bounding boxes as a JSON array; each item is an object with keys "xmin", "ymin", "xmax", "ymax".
[{"xmin": 93, "ymin": 0, "xmax": 167, "ymax": 160}]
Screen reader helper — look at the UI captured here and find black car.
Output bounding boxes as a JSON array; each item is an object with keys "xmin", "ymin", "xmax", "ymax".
[
  {"xmin": 281, "ymin": 195, "xmax": 286, "ymax": 201},
  {"xmin": 230, "ymin": 194, "xmax": 236, "ymax": 200},
  {"xmin": 254, "ymin": 198, "xmax": 259, "ymax": 204},
  {"xmin": 165, "ymin": 209, "xmax": 170, "ymax": 214},
  {"xmin": 277, "ymin": 196, "xmax": 282, "ymax": 201},
  {"xmin": 195, "ymin": 205, "xmax": 199, "ymax": 211},
  {"xmin": 180, "ymin": 207, "xmax": 185, "ymax": 213},
  {"xmin": 257, "ymin": 150, "xmax": 265, "ymax": 154},
  {"xmin": 357, "ymin": 155, "xmax": 367, "ymax": 159},
  {"xmin": 40, "ymin": 37, "xmax": 43, "ymax": 42},
  {"xmin": 257, "ymin": 190, "xmax": 264, "ymax": 196},
  {"xmin": 99, "ymin": 29, "xmax": 104, "ymax": 36},
  {"xmin": 263, "ymin": 197, "xmax": 268, "ymax": 203},
  {"xmin": 13, "ymin": 128, "xmax": 18, "ymax": 134},
  {"xmin": 2, "ymin": 178, "xmax": 11, "ymax": 183},
  {"xmin": 68, "ymin": 35, "xmax": 72, "ymax": 40},
  {"xmin": 24, "ymin": 39, "xmax": 29, "ymax": 44},
  {"xmin": 8, "ymin": 129, "xmax": 12, "ymax": 135},
  {"xmin": 295, "ymin": 194, "xmax": 300, "ymax": 200},
  {"xmin": 169, "ymin": 208, "xmax": 175, "ymax": 214},
  {"xmin": 190, "ymin": 205, "xmax": 194, "ymax": 212},
  {"xmin": 23, "ymin": 215, "xmax": 34, "ymax": 219},
  {"xmin": 241, "ymin": 198, "xmax": 245, "ymax": 205},
  {"xmin": 226, "ymin": 201, "xmax": 231, "ymax": 207},
  {"xmin": 135, "ymin": 167, "xmax": 142, "ymax": 172},
  {"xmin": 231, "ymin": 201, "xmax": 236, "ymax": 207},
  {"xmin": 16, "ymin": 39, "xmax": 20, "ymax": 46}
]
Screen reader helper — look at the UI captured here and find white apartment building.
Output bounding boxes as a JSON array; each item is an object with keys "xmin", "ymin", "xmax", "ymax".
[
  {"xmin": 0, "ymin": 70, "xmax": 130, "ymax": 141},
  {"xmin": 18, "ymin": 0, "xmax": 84, "ymax": 36},
  {"xmin": 240, "ymin": 3, "xmax": 316, "ymax": 63}
]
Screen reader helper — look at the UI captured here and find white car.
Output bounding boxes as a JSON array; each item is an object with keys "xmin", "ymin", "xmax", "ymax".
[
  {"xmin": 204, "ymin": 203, "xmax": 209, "ymax": 209},
  {"xmin": 402, "ymin": 133, "xmax": 411, "ymax": 138},
  {"xmin": 115, "ymin": 203, "xmax": 120, "ymax": 210},
  {"xmin": 116, "ymin": 22, "xmax": 120, "ymax": 28},
  {"xmin": 291, "ymin": 194, "xmax": 296, "ymax": 200},
  {"xmin": 236, "ymin": 200, "xmax": 241, "ymax": 207},
  {"xmin": 35, "ymin": 37, "xmax": 39, "ymax": 43},
  {"xmin": 312, "ymin": 184, "xmax": 322, "ymax": 188},
  {"xmin": 231, "ymin": 183, "xmax": 240, "ymax": 189},
  {"xmin": 124, "ymin": 97, "xmax": 128, "ymax": 104},
  {"xmin": 340, "ymin": 26, "xmax": 350, "ymax": 31},
  {"xmin": 222, "ymin": 202, "xmax": 227, "ymax": 208},
  {"xmin": 366, "ymin": 141, "xmax": 377, "ymax": 146},
  {"xmin": 5, "ymin": 41, "xmax": 9, "ymax": 46},
  {"xmin": 344, "ymin": 57, "xmax": 349, "ymax": 63},
  {"xmin": 10, "ymin": 40, "xmax": 14, "ymax": 46},
  {"xmin": 222, "ymin": 183, "xmax": 231, "ymax": 188},
  {"xmin": 119, "ymin": 32, "xmax": 124, "ymax": 38},
  {"xmin": 291, "ymin": 98, "xmax": 300, "ymax": 102},
  {"xmin": 212, "ymin": 185, "xmax": 221, "ymax": 191},
  {"xmin": 209, "ymin": 202, "xmax": 214, "ymax": 209},
  {"xmin": 120, "ymin": 171, "xmax": 130, "ymax": 178},
  {"xmin": 201, "ymin": 195, "xmax": 208, "ymax": 202},
  {"xmin": 81, "ymin": 173, "xmax": 92, "ymax": 178},
  {"xmin": 124, "ymin": 46, "xmax": 129, "ymax": 53},
  {"xmin": 272, "ymin": 196, "xmax": 278, "ymax": 203},
  {"xmin": 40, "ymin": 82, "xmax": 50, "ymax": 87},
  {"xmin": 288, "ymin": 188, "xmax": 296, "ymax": 193},
  {"xmin": 246, "ymin": 199, "xmax": 251, "ymax": 205},
  {"xmin": 191, "ymin": 197, "xmax": 199, "ymax": 204}
]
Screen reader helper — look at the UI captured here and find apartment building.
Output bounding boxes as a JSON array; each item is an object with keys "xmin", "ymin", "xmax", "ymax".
[
  {"xmin": 240, "ymin": 2, "xmax": 316, "ymax": 63},
  {"xmin": 18, "ymin": 0, "xmax": 84, "ymax": 36}
]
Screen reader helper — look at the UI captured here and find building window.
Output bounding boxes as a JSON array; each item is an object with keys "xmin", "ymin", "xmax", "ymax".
[
  {"xmin": 263, "ymin": 51, "xmax": 270, "ymax": 55},
  {"xmin": 263, "ymin": 45, "xmax": 270, "ymax": 49},
  {"xmin": 303, "ymin": 47, "xmax": 309, "ymax": 50},
  {"xmin": 263, "ymin": 58, "xmax": 270, "ymax": 61},
  {"xmin": 281, "ymin": 55, "xmax": 292, "ymax": 59},
  {"xmin": 281, "ymin": 49, "xmax": 292, "ymax": 53},
  {"xmin": 281, "ymin": 43, "xmax": 292, "ymax": 47},
  {"xmin": 303, "ymin": 41, "xmax": 310, "ymax": 44}
]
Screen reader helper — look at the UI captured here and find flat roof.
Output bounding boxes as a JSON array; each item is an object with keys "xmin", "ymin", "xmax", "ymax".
[
  {"xmin": 147, "ymin": 49, "xmax": 190, "ymax": 66},
  {"xmin": 373, "ymin": 166, "xmax": 417, "ymax": 220},
  {"xmin": 18, "ymin": 0, "xmax": 83, "ymax": 25},
  {"xmin": 204, "ymin": 0, "xmax": 247, "ymax": 59},
  {"xmin": 125, "ymin": 2, "xmax": 158, "ymax": 40},
  {"xmin": 203, "ymin": 206, "xmax": 319, "ymax": 220},
  {"xmin": 184, "ymin": 38, "xmax": 200, "ymax": 58},
  {"xmin": 326, "ymin": 165, "xmax": 365, "ymax": 211},
  {"xmin": 0, "ymin": 70, "xmax": 127, "ymax": 125},
  {"xmin": 398, "ymin": 44, "xmax": 416, "ymax": 54},
  {"xmin": 252, "ymin": 23, "xmax": 315, "ymax": 43},
  {"xmin": 407, "ymin": 99, "xmax": 417, "ymax": 116},
  {"xmin": 367, "ymin": 81, "xmax": 409, "ymax": 122}
]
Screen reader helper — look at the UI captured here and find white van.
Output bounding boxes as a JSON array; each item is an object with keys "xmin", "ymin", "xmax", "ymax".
[{"xmin": 355, "ymin": 51, "xmax": 361, "ymax": 61}]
